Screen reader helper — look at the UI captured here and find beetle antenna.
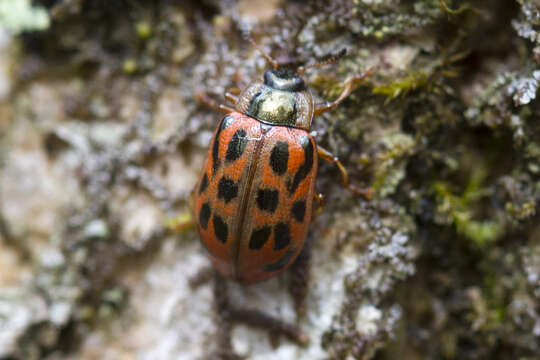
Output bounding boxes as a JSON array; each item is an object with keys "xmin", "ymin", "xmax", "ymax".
[
  {"xmin": 297, "ymin": 48, "xmax": 347, "ymax": 74},
  {"xmin": 246, "ymin": 37, "xmax": 279, "ymax": 69}
]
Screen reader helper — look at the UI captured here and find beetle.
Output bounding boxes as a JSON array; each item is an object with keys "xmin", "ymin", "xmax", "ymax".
[
  {"xmin": 193, "ymin": 41, "xmax": 371, "ymax": 285},
  {"xmin": 187, "ymin": 40, "xmax": 372, "ymax": 349}
]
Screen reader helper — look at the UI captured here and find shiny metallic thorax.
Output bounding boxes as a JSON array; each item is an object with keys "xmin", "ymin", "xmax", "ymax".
[{"xmin": 235, "ymin": 69, "xmax": 314, "ymax": 130}]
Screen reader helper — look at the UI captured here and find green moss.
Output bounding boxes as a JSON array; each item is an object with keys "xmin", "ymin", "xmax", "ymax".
[
  {"xmin": 122, "ymin": 58, "xmax": 137, "ymax": 74},
  {"xmin": 505, "ymin": 201, "xmax": 536, "ymax": 221},
  {"xmin": 433, "ymin": 168, "xmax": 503, "ymax": 247},
  {"xmin": 477, "ymin": 271, "xmax": 508, "ymax": 330},
  {"xmin": 439, "ymin": 0, "xmax": 479, "ymax": 16},
  {"xmin": 373, "ymin": 71, "xmax": 428, "ymax": 102},
  {"xmin": 135, "ymin": 20, "xmax": 152, "ymax": 39}
]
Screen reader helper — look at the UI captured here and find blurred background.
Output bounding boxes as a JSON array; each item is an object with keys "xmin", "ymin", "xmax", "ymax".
[{"xmin": 0, "ymin": 0, "xmax": 539, "ymax": 359}]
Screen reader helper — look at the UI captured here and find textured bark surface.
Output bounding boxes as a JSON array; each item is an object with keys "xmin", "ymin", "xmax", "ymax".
[{"xmin": 0, "ymin": 0, "xmax": 539, "ymax": 359}]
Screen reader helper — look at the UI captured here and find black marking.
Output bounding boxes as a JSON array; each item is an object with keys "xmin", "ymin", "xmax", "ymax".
[
  {"xmin": 211, "ymin": 136, "xmax": 220, "ymax": 173},
  {"xmin": 256, "ymin": 188, "xmax": 279, "ymax": 213},
  {"xmin": 247, "ymin": 90, "xmax": 263, "ymax": 120},
  {"xmin": 288, "ymin": 136, "xmax": 314, "ymax": 195},
  {"xmin": 217, "ymin": 177, "xmax": 238, "ymax": 203},
  {"xmin": 213, "ymin": 215, "xmax": 228, "ymax": 243},
  {"xmin": 212, "ymin": 116, "xmax": 233, "ymax": 173},
  {"xmin": 264, "ymin": 69, "xmax": 306, "ymax": 92},
  {"xmin": 291, "ymin": 200, "xmax": 306, "ymax": 222},
  {"xmin": 199, "ymin": 173, "xmax": 209, "ymax": 194},
  {"xmin": 199, "ymin": 203, "xmax": 211, "ymax": 230},
  {"xmin": 270, "ymin": 141, "xmax": 289, "ymax": 175},
  {"xmin": 261, "ymin": 248, "xmax": 296, "ymax": 272},
  {"xmin": 225, "ymin": 129, "xmax": 248, "ymax": 162},
  {"xmin": 273, "ymin": 222, "xmax": 291, "ymax": 250},
  {"xmin": 249, "ymin": 226, "xmax": 272, "ymax": 250}
]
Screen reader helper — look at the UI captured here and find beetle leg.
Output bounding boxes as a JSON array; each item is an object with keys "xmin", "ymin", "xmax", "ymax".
[
  {"xmin": 212, "ymin": 272, "xmax": 310, "ymax": 348},
  {"xmin": 313, "ymin": 68, "xmax": 374, "ymax": 116},
  {"xmin": 227, "ymin": 307, "xmax": 309, "ymax": 347},
  {"xmin": 312, "ymin": 192, "xmax": 324, "ymax": 217},
  {"xmin": 288, "ymin": 242, "xmax": 311, "ymax": 319},
  {"xmin": 317, "ymin": 146, "xmax": 372, "ymax": 199},
  {"xmin": 224, "ymin": 87, "xmax": 241, "ymax": 105},
  {"xmin": 225, "ymin": 87, "xmax": 241, "ymax": 95},
  {"xmin": 189, "ymin": 266, "xmax": 214, "ymax": 289},
  {"xmin": 196, "ymin": 92, "xmax": 236, "ymax": 113}
]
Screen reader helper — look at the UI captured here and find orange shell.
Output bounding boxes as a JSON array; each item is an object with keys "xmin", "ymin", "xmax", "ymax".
[{"xmin": 193, "ymin": 112, "xmax": 318, "ymax": 283}]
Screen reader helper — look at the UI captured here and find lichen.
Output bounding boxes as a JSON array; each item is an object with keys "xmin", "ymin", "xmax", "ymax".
[
  {"xmin": 371, "ymin": 133, "xmax": 416, "ymax": 197},
  {"xmin": 0, "ymin": 0, "xmax": 49, "ymax": 34}
]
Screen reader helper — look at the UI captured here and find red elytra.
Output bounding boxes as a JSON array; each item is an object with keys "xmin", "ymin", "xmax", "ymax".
[{"xmin": 194, "ymin": 111, "xmax": 317, "ymax": 283}]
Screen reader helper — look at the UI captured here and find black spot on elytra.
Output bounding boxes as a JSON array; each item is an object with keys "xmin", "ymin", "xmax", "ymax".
[
  {"xmin": 217, "ymin": 177, "xmax": 238, "ymax": 203},
  {"xmin": 270, "ymin": 141, "xmax": 289, "ymax": 175},
  {"xmin": 288, "ymin": 136, "xmax": 314, "ymax": 195},
  {"xmin": 256, "ymin": 188, "xmax": 279, "ymax": 213},
  {"xmin": 199, "ymin": 173, "xmax": 209, "ymax": 194},
  {"xmin": 213, "ymin": 215, "xmax": 228, "ymax": 243},
  {"xmin": 261, "ymin": 248, "xmax": 295, "ymax": 272},
  {"xmin": 226, "ymin": 129, "xmax": 248, "ymax": 161},
  {"xmin": 212, "ymin": 116, "xmax": 233, "ymax": 173},
  {"xmin": 273, "ymin": 222, "xmax": 291, "ymax": 250},
  {"xmin": 249, "ymin": 226, "xmax": 272, "ymax": 250},
  {"xmin": 291, "ymin": 200, "xmax": 306, "ymax": 222},
  {"xmin": 199, "ymin": 203, "xmax": 211, "ymax": 230}
]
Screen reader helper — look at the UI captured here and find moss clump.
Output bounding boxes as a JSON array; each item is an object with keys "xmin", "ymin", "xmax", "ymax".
[
  {"xmin": 373, "ymin": 71, "xmax": 428, "ymax": 101},
  {"xmin": 433, "ymin": 168, "xmax": 503, "ymax": 247}
]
